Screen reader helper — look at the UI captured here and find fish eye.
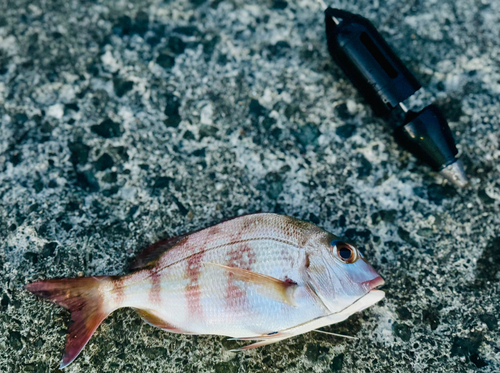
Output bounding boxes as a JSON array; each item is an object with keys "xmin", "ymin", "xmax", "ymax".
[{"xmin": 331, "ymin": 240, "xmax": 357, "ymax": 264}]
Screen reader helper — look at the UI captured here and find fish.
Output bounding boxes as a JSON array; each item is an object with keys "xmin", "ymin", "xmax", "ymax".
[{"xmin": 26, "ymin": 213, "xmax": 385, "ymax": 368}]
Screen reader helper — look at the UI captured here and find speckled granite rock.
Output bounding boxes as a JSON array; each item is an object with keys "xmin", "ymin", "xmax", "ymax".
[{"xmin": 1, "ymin": 0, "xmax": 499, "ymax": 372}]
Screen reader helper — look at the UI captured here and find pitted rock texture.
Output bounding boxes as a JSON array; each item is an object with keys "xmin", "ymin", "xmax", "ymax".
[{"xmin": 0, "ymin": 0, "xmax": 499, "ymax": 372}]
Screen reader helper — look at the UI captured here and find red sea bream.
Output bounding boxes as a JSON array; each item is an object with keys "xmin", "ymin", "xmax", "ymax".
[{"xmin": 26, "ymin": 213, "xmax": 385, "ymax": 368}]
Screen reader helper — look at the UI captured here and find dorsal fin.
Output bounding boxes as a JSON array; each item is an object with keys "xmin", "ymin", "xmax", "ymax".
[
  {"xmin": 128, "ymin": 215, "xmax": 263, "ymax": 271},
  {"xmin": 129, "ymin": 216, "xmax": 248, "ymax": 271},
  {"xmin": 130, "ymin": 234, "xmax": 187, "ymax": 271}
]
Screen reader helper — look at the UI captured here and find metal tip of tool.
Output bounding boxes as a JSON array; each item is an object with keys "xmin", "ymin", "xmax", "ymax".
[
  {"xmin": 439, "ymin": 159, "xmax": 469, "ymax": 188},
  {"xmin": 317, "ymin": 0, "xmax": 327, "ymax": 9},
  {"xmin": 319, "ymin": 0, "xmax": 340, "ymax": 24},
  {"xmin": 398, "ymin": 102, "xmax": 409, "ymax": 113}
]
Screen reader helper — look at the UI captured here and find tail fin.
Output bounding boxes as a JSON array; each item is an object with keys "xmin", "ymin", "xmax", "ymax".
[{"xmin": 26, "ymin": 276, "xmax": 114, "ymax": 369}]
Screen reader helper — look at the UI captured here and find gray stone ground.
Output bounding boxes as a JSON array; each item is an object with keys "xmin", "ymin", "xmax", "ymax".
[{"xmin": 0, "ymin": 0, "xmax": 499, "ymax": 372}]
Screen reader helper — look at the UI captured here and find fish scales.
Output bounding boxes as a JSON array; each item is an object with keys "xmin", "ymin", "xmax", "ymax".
[
  {"xmin": 26, "ymin": 213, "xmax": 385, "ymax": 368},
  {"xmin": 118, "ymin": 241, "xmax": 320, "ymax": 336},
  {"xmin": 154, "ymin": 214, "xmax": 316, "ymax": 270}
]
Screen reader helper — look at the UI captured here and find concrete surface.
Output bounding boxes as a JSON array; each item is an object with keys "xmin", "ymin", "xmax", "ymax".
[{"xmin": 0, "ymin": 0, "xmax": 499, "ymax": 372}]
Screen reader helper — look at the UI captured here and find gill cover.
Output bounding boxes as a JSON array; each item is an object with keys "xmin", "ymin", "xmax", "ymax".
[{"xmin": 305, "ymin": 239, "xmax": 383, "ymax": 313}]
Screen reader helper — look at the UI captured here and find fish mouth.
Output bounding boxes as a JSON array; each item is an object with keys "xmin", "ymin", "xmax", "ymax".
[{"xmin": 361, "ymin": 276, "xmax": 385, "ymax": 291}]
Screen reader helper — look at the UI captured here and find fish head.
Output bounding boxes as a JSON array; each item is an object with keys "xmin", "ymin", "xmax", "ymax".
[{"xmin": 305, "ymin": 232, "xmax": 385, "ymax": 313}]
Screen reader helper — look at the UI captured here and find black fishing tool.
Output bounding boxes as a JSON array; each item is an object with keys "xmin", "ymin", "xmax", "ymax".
[{"xmin": 323, "ymin": 7, "xmax": 468, "ymax": 187}]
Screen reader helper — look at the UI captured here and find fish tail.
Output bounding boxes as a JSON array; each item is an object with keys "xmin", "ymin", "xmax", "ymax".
[{"xmin": 26, "ymin": 276, "xmax": 116, "ymax": 369}]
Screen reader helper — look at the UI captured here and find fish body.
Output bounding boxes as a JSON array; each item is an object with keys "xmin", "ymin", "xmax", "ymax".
[{"xmin": 26, "ymin": 213, "xmax": 385, "ymax": 368}]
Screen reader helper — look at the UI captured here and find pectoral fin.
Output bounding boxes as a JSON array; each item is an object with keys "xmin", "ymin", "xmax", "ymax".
[
  {"xmin": 203, "ymin": 262, "xmax": 297, "ymax": 307},
  {"xmin": 229, "ymin": 337, "xmax": 287, "ymax": 351}
]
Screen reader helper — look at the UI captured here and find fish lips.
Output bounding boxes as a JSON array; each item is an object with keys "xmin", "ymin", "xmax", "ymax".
[
  {"xmin": 346, "ymin": 256, "xmax": 385, "ymax": 293},
  {"xmin": 361, "ymin": 275, "xmax": 385, "ymax": 291},
  {"xmin": 357, "ymin": 255, "xmax": 385, "ymax": 292}
]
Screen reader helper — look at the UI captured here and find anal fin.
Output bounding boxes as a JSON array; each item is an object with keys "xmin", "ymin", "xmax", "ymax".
[
  {"xmin": 134, "ymin": 309, "xmax": 192, "ymax": 334},
  {"xmin": 203, "ymin": 262, "xmax": 297, "ymax": 307}
]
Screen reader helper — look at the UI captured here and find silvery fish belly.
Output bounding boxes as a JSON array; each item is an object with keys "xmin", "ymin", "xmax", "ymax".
[{"xmin": 26, "ymin": 213, "xmax": 385, "ymax": 368}]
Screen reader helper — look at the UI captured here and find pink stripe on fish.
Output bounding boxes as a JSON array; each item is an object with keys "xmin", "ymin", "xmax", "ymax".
[
  {"xmin": 111, "ymin": 277, "xmax": 125, "ymax": 305},
  {"xmin": 225, "ymin": 244, "xmax": 256, "ymax": 312},
  {"xmin": 185, "ymin": 252, "xmax": 203, "ymax": 318},
  {"xmin": 148, "ymin": 270, "xmax": 162, "ymax": 305}
]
